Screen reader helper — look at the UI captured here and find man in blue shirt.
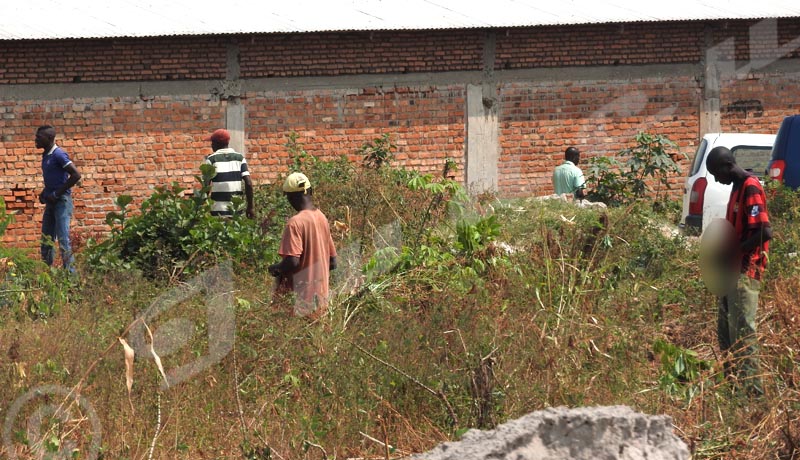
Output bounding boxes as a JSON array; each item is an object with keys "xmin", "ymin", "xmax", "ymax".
[
  {"xmin": 36, "ymin": 125, "xmax": 81, "ymax": 271},
  {"xmin": 552, "ymin": 146, "xmax": 587, "ymax": 199}
]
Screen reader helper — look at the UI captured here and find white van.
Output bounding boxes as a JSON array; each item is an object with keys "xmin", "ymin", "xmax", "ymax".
[{"xmin": 680, "ymin": 133, "xmax": 776, "ymax": 233}]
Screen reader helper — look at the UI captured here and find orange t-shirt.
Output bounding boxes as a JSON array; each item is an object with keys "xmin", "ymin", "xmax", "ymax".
[{"xmin": 278, "ymin": 208, "xmax": 337, "ymax": 316}]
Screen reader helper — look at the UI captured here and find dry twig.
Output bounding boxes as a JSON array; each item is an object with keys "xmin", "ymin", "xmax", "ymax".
[{"xmin": 348, "ymin": 340, "xmax": 459, "ymax": 427}]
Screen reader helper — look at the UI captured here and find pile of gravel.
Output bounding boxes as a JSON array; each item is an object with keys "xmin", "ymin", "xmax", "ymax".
[{"xmin": 408, "ymin": 405, "xmax": 689, "ymax": 460}]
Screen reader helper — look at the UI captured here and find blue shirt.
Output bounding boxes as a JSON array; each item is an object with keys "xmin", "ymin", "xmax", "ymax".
[{"xmin": 41, "ymin": 145, "xmax": 73, "ymax": 195}]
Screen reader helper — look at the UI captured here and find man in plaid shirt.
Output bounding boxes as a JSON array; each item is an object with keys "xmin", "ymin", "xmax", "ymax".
[{"xmin": 707, "ymin": 146, "xmax": 773, "ymax": 396}]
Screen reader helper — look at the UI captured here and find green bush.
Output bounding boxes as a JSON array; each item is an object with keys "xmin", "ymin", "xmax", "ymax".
[
  {"xmin": 586, "ymin": 132, "xmax": 683, "ymax": 209},
  {"xmin": 763, "ymin": 180, "xmax": 800, "ymax": 280},
  {"xmin": 653, "ymin": 339, "xmax": 713, "ymax": 402},
  {"xmin": 0, "ymin": 197, "xmax": 71, "ymax": 319},
  {"xmin": 360, "ymin": 133, "xmax": 396, "ymax": 169},
  {"xmin": 84, "ymin": 170, "xmax": 274, "ymax": 280},
  {"xmin": 272, "ymin": 133, "xmax": 465, "ymax": 273},
  {"xmin": 0, "ymin": 248, "xmax": 71, "ymax": 319}
]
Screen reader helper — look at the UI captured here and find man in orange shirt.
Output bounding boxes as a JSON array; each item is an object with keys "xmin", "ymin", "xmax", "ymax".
[{"xmin": 268, "ymin": 172, "xmax": 337, "ymax": 319}]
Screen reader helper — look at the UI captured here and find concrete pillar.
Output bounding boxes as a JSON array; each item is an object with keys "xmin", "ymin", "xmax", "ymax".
[
  {"xmin": 226, "ymin": 104, "xmax": 246, "ymax": 152},
  {"xmin": 225, "ymin": 42, "xmax": 246, "ymax": 154},
  {"xmin": 700, "ymin": 25, "xmax": 722, "ymax": 135},
  {"xmin": 466, "ymin": 84, "xmax": 500, "ymax": 193},
  {"xmin": 466, "ymin": 31, "xmax": 500, "ymax": 194}
]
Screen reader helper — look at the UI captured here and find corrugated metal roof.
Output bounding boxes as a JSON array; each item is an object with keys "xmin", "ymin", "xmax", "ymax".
[{"xmin": 2, "ymin": 0, "xmax": 800, "ymax": 40}]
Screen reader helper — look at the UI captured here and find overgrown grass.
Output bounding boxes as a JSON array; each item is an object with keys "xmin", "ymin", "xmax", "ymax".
[{"xmin": 2, "ymin": 156, "xmax": 800, "ymax": 459}]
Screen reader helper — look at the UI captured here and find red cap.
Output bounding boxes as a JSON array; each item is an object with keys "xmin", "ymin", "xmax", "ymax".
[{"xmin": 205, "ymin": 129, "xmax": 231, "ymax": 144}]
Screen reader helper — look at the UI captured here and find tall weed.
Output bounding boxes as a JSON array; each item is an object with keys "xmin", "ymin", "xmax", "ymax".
[{"xmin": 7, "ymin": 134, "xmax": 800, "ymax": 459}]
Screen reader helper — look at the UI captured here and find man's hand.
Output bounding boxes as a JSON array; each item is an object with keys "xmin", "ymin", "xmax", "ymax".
[
  {"xmin": 41, "ymin": 191, "xmax": 60, "ymax": 204},
  {"xmin": 246, "ymin": 207, "xmax": 255, "ymax": 219}
]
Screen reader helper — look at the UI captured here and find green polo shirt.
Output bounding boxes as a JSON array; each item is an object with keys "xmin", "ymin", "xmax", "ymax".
[{"xmin": 552, "ymin": 161, "xmax": 586, "ymax": 197}]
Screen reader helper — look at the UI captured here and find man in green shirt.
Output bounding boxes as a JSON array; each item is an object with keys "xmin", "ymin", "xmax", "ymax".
[{"xmin": 552, "ymin": 146, "xmax": 586, "ymax": 199}]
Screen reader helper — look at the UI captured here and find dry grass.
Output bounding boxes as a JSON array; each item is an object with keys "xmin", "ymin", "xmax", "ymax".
[{"xmin": 2, "ymin": 193, "xmax": 800, "ymax": 459}]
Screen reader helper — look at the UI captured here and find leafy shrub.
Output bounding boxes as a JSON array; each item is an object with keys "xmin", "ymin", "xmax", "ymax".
[
  {"xmin": 653, "ymin": 339, "xmax": 713, "ymax": 401},
  {"xmin": 455, "ymin": 214, "xmax": 500, "ymax": 256},
  {"xmin": 763, "ymin": 180, "xmax": 800, "ymax": 280},
  {"xmin": 0, "ymin": 197, "xmax": 70, "ymax": 319},
  {"xmin": 586, "ymin": 132, "xmax": 683, "ymax": 209},
  {"xmin": 360, "ymin": 133, "xmax": 396, "ymax": 169},
  {"xmin": 84, "ymin": 169, "xmax": 274, "ymax": 280},
  {"xmin": 0, "ymin": 248, "xmax": 71, "ymax": 319},
  {"xmin": 767, "ymin": 180, "xmax": 800, "ymax": 221},
  {"xmin": 271, "ymin": 133, "xmax": 465, "ymax": 273}
]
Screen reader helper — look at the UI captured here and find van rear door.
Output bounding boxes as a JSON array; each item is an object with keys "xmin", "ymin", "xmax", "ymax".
[{"xmin": 769, "ymin": 115, "xmax": 800, "ymax": 188}]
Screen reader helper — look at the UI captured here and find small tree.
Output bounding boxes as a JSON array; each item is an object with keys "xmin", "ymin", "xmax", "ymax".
[
  {"xmin": 360, "ymin": 134, "xmax": 396, "ymax": 169},
  {"xmin": 84, "ymin": 165, "xmax": 271, "ymax": 280},
  {"xmin": 587, "ymin": 132, "xmax": 683, "ymax": 208}
]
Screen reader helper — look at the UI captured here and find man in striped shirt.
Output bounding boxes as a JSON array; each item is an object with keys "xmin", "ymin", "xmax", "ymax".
[
  {"xmin": 707, "ymin": 146, "xmax": 772, "ymax": 396},
  {"xmin": 203, "ymin": 129, "xmax": 254, "ymax": 218}
]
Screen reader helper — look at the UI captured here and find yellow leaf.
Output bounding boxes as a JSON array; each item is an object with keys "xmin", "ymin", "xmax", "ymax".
[
  {"xmin": 15, "ymin": 362, "xmax": 26, "ymax": 379},
  {"xmin": 118, "ymin": 337, "xmax": 135, "ymax": 393},
  {"xmin": 334, "ymin": 220, "xmax": 349, "ymax": 233},
  {"xmin": 143, "ymin": 322, "xmax": 169, "ymax": 388},
  {"xmin": 119, "ymin": 337, "xmax": 136, "ymax": 414}
]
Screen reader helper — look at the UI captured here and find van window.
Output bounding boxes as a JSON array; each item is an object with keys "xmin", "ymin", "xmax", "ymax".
[
  {"xmin": 689, "ymin": 139, "xmax": 708, "ymax": 176},
  {"xmin": 732, "ymin": 146, "xmax": 773, "ymax": 178}
]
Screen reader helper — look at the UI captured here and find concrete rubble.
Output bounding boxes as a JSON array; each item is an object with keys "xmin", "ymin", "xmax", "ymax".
[{"xmin": 408, "ymin": 405, "xmax": 690, "ymax": 460}]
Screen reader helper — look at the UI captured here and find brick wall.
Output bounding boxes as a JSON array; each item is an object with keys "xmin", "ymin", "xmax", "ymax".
[
  {"xmin": 495, "ymin": 22, "xmax": 703, "ymax": 68},
  {"xmin": 5, "ymin": 19, "xmax": 796, "ymax": 85},
  {"xmin": 0, "ymin": 37, "xmax": 227, "ymax": 84},
  {"xmin": 245, "ymin": 86, "xmax": 466, "ymax": 184},
  {"xmin": 0, "ymin": 86, "xmax": 466, "ymax": 246},
  {"xmin": 498, "ymin": 76, "xmax": 701, "ymax": 196},
  {"xmin": 1, "ymin": 18, "xmax": 800, "ymax": 248},
  {"xmin": 712, "ymin": 18, "xmax": 800, "ymax": 62},
  {"xmin": 720, "ymin": 73, "xmax": 800, "ymax": 131},
  {"xmin": 0, "ymin": 96, "xmax": 226, "ymax": 245},
  {"xmin": 240, "ymin": 31, "xmax": 485, "ymax": 77}
]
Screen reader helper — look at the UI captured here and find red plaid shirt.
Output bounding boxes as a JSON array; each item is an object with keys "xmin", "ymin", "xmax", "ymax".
[{"xmin": 726, "ymin": 175, "xmax": 770, "ymax": 280}]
